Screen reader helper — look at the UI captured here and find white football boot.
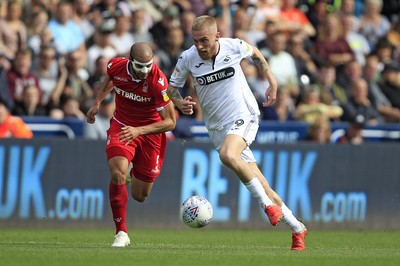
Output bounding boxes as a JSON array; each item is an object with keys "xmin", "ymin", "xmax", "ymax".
[{"xmin": 111, "ymin": 231, "xmax": 131, "ymax": 247}]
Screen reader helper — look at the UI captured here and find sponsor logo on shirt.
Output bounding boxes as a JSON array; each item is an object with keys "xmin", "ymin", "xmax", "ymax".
[
  {"xmin": 231, "ymin": 119, "xmax": 244, "ymax": 130},
  {"xmin": 196, "ymin": 67, "xmax": 235, "ymax": 85},
  {"xmin": 172, "ymin": 66, "xmax": 180, "ymax": 77},
  {"xmin": 223, "ymin": 56, "xmax": 231, "ymax": 63},
  {"xmin": 114, "ymin": 76, "xmax": 128, "ymax": 82},
  {"xmin": 114, "ymin": 86, "xmax": 152, "ymax": 102},
  {"xmin": 161, "ymin": 90, "xmax": 169, "ymax": 101},
  {"xmin": 195, "ymin": 62, "xmax": 204, "ymax": 68}
]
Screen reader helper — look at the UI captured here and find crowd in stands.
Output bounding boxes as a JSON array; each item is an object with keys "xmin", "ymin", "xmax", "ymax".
[{"xmin": 0, "ymin": 0, "xmax": 399, "ymax": 142}]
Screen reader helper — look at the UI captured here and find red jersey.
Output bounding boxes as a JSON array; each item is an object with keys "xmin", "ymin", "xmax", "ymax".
[{"xmin": 107, "ymin": 57, "xmax": 170, "ymax": 127}]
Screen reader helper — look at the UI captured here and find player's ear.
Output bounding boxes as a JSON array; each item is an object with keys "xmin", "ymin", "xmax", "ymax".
[{"xmin": 215, "ymin": 31, "xmax": 221, "ymax": 41}]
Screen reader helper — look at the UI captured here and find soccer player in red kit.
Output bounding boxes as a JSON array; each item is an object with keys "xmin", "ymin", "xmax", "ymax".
[{"xmin": 86, "ymin": 42, "xmax": 176, "ymax": 247}]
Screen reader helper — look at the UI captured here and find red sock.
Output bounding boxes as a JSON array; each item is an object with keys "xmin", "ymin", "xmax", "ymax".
[{"xmin": 109, "ymin": 182, "xmax": 128, "ymax": 234}]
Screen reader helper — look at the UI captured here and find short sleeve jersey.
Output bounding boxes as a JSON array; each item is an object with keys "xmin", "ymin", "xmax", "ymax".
[
  {"xmin": 169, "ymin": 38, "xmax": 260, "ymax": 130},
  {"xmin": 107, "ymin": 57, "xmax": 170, "ymax": 126}
]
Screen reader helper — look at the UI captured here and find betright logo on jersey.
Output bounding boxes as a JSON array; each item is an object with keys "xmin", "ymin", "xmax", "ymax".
[
  {"xmin": 114, "ymin": 86, "xmax": 152, "ymax": 102},
  {"xmin": 196, "ymin": 67, "xmax": 235, "ymax": 85}
]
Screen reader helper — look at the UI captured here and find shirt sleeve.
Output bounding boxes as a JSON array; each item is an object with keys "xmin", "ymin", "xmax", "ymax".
[
  {"xmin": 235, "ymin": 38, "xmax": 253, "ymax": 59},
  {"xmin": 153, "ymin": 69, "xmax": 171, "ymax": 112},
  {"xmin": 169, "ymin": 52, "xmax": 190, "ymax": 88}
]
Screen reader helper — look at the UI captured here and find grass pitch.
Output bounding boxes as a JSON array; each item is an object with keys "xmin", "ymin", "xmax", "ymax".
[{"xmin": 0, "ymin": 228, "xmax": 399, "ymax": 266}]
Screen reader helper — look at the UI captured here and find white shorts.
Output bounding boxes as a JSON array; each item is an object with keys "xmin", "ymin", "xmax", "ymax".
[{"xmin": 208, "ymin": 115, "xmax": 259, "ymax": 163}]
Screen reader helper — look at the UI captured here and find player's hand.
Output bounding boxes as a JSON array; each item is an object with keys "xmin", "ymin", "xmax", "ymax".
[
  {"xmin": 262, "ymin": 87, "xmax": 277, "ymax": 107},
  {"xmin": 86, "ymin": 105, "xmax": 99, "ymax": 124},
  {"xmin": 180, "ymin": 96, "xmax": 197, "ymax": 115},
  {"xmin": 118, "ymin": 126, "xmax": 140, "ymax": 146}
]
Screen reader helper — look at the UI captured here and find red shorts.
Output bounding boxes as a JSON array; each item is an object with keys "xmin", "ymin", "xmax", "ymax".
[{"xmin": 106, "ymin": 118, "xmax": 167, "ymax": 183}]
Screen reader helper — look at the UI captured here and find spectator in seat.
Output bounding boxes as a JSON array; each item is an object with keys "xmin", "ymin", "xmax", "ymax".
[
  {"xmin": 260, "ymin": 86, "xmax": 296, "ymax": 122},
  {"xmin": 48, "ymin": 1, "xmax": 86, "ymax": 57},
  {"xmin": 295, "ymin": 85, "xmax": 343, "ymax": 124},
  {"xmin": 363, "ymin": 54, "xmax": 400, "ymax": 122},
  {"xmin": 12, "ymin": 85, "xmax": 47, "ymax": 116},
  {"xmin": 278, "ymin": 0, "xmax": 316, "ymax": 38},
  {"xmin": 307, "ymin": 114, "xmax": 332, "ymax": 144},
  {"xmin": 337, "ymin": 117, "xmax": 366, "ymax": 144},
  {"xmin": 380, "ymin": 63, "xmax": 400, "ymax": 110},
  {"xmin": 287, "ymin": 33, "xmax": 317, "ymax": 93},
  {"xmin": 149, "ymin": 5, "xmax": 180, "ymax": 49},
  {"xmin": 358, "ymin": 0, "xmax": 391, "ymax": 50},
  {"xmin": 6, "ymin": 48, "xmax": 42, "ymax": 105},
  {"xmin": 264, "ymin": 31, "xmax": 299, "ymax": 91},
  {"xmin": 84, "ymin": 93, "xmax": 115, "ymax": 140},
  {"xmin": 312, "ymin": 13, "xmax": 354, "ymax": 69},
  {"xmin": 340, "ymin": 78, "xmax": 382, "ymax": 125},
  {"xmin": 314, "ymin": 63, "xmax": 348, "ymax": 106},
  {"xmin": 341, "ymin": 14, "xmax": 370, "ymax": 66},
  {"xmin": 0, "ymin": 0, "xmax": 28, "ymax": 60},
  {"xmin": 110, "ymin": 15, "xmax": 135, "ymax": 57},
  {"xmin": 61, "ymin": 96, "xmax": 85, "ymax": 120},
  {"xmin": 86, "ymin": 22, "xmax": 118, "ymax": 75}
]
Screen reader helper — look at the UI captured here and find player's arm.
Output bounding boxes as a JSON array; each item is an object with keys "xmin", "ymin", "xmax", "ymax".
[
  {"xmin": 118, "ymin": 103, "xmax": 176, "ymax": 145},
  {"xmin": 250, "ymin": 46, "xmax": 278, "ymax": 107},
  {"xmin": 86, "ymin": 75, "xmax": 114, "ymax": 124},
  {"xmin": 167, "ymin": 84, "xmax": 197, "ymax": 115}
]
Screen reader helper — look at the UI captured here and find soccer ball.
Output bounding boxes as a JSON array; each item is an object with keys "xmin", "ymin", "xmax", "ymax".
[{"xmin": 180, "ymin": 196, "xmax": 213, "ymax": 228}]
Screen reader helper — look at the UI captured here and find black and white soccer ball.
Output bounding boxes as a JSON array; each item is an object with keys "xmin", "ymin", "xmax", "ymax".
[{"xmin": 180, "ymin": 196, "xmax": 213, "ymax": 228}]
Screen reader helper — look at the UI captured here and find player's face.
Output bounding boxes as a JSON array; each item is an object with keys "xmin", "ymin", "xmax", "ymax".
[
  {"xmin": 192, "ymin": 28, "xmax": 220, "ymax": 60},
  {"xmin": 130, "ymin": 58, "xmax": 153, "ymax": 80}
]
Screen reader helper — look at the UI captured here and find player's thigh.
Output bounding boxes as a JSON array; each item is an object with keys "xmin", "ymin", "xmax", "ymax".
[
  {"xmin": 220, "ymin": 134, "xmax": 247, "ymax": 157},
  {"xmin": 220, "ymin": 116, "xmax": 258, "ymax": 156},
  {"xmin": 130, "ymin": 134, "xmax": 166, "ymax": 182}
]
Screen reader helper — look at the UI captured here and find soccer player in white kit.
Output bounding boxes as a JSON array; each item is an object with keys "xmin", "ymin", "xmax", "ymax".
[{"xmin": 167, "ymin": 15, "xmax": 307, "ymax": 250}]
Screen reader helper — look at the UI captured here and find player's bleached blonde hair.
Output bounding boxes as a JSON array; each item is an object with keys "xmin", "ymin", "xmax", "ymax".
[
  {"xmin": 192, "ymin": 15, "xmax": 217, "ymax": 32},
  {"xmin": 365, "ymin": 0, "xmax": 382, "ymax": 8}
]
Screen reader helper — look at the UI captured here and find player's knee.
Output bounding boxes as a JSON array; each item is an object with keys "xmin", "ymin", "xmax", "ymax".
[
  {"xmin": 131, "ymin": 192, "xmax": 147, "ymax": 203},
  {"xmin": 219, "ymin": 152, "xmax": 237, "ymax": 167},
  {"xmin": 110, "ymin": 169, "xmax": 126, "ymax": 184}
]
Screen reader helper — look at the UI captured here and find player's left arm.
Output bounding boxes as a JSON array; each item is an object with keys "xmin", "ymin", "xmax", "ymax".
[{"xmin": 250, "ymin": 46, "xmax": 278, "ymax": 107}]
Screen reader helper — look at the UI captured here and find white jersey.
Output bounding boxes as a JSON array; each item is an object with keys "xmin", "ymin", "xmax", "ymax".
[{"xmin": 169, "ymin": 38, "xmax": 261, "ymax": 130}]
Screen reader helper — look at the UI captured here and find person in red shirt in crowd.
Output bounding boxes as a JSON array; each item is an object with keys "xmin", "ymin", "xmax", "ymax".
[
  {"xmin": 0, "ymin": 98, "xmax": 33, "ymax": 138},
  {"xmin": 86, "ymin": 42, "xmax": 176, "ymax": 247},
  {"xmin": 279, "ymin": 0, "xmax": 316, "ymax": 38},
  {"xmin": 6, "ymin": 48, "xmax": 41, "ymax": 104}
]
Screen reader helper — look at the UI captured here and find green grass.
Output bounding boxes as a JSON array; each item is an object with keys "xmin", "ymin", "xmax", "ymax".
[{"xmin": 0, "ymin": 228, "xmax": 399, "ymax": 266}]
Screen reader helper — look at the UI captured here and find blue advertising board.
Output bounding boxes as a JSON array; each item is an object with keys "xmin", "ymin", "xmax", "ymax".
[{"xmin": 0, "ymin": 139, "xmax": 399, "ymax": 230}]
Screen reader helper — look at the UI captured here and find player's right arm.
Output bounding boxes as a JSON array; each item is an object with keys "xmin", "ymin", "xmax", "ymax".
[
  {"xmin": 167, "ymin": 51, "xmax": 197, "ymax": 115},
  {"xmin": 166, "ymin": 84, "xmax": 197, "ymax": 115},
  {"xmin": 86, "ymin": 75, "xmax": 114, "ymax": 124}
]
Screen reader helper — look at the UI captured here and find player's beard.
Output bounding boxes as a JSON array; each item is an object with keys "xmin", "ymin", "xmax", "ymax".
[
  {"xmin": 197, "ymin": 42, "xmax": 218, "ymax": 60},
  {"xmin": 198, "ymin": 50, "xmax": 211, "ymax": 60}
]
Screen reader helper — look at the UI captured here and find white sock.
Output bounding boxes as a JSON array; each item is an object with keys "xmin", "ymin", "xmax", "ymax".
[
  {"xmin": 281, "ymin": 202, "xmax": 303, "ymax": 233},
  {"xmin": 244, "ymin": 177, "xmax": 273, "ymax": 208}
]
